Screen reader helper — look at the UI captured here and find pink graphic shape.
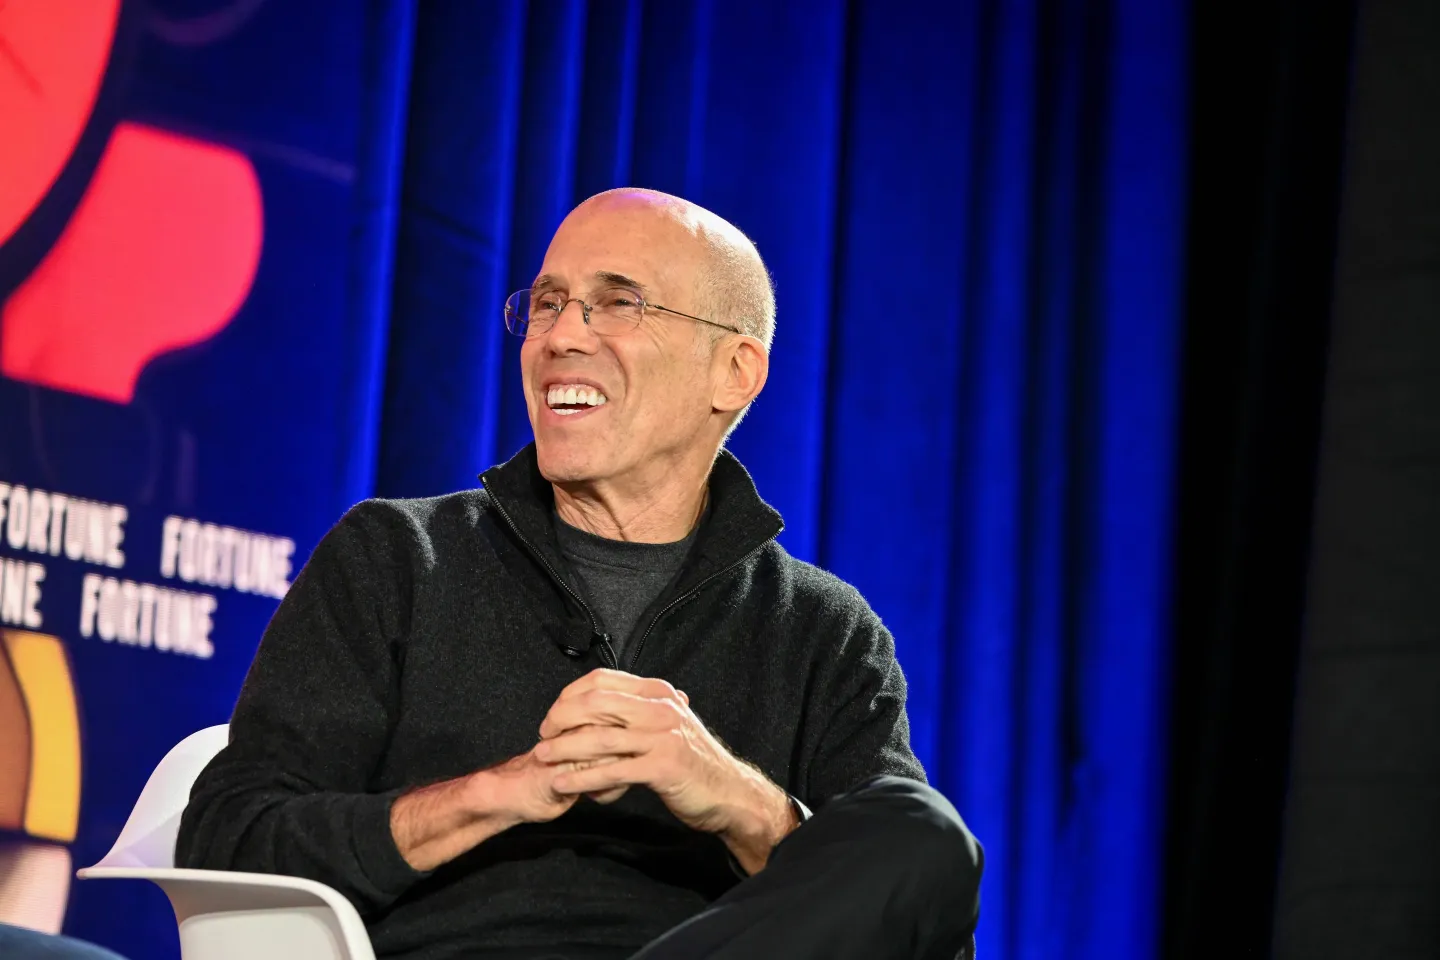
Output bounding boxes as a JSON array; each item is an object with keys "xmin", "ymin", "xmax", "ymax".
[
  {"xmin": 1, "ymin": 121, "xmax": 263, "ymax": 404},
  {"xmin": 0, "ymin": 0, "xmax": 121, "ymax": 248}
]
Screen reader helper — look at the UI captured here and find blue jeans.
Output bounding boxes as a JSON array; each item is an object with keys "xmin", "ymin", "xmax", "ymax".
[{"xmin": 0, "ymin": 924, "xmax": 130, "ymax": 960}]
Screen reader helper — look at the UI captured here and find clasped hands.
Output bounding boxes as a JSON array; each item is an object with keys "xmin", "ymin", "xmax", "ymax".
[{"xmin": 515, "ymin": 668, "xmax": 795, "ymax": 873}]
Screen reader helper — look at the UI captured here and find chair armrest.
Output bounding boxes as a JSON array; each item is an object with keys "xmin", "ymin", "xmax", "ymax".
[{"xmin": 76, "ymin": 867, "xmax": 376, "ymax": 960}]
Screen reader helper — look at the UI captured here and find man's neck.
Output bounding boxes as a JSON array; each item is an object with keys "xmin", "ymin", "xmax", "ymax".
[{"xmin": 552, "ymin": 465, "xmax": 710, "ymax": 544}]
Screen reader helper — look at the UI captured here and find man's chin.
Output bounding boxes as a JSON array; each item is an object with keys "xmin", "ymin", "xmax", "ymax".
[{"xmin": 534, "ymin": 442, "xmax": 606, "ymax": 485}]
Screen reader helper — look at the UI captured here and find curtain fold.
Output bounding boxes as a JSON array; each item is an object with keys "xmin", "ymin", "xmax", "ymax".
[
  {"xmin": 375, "ymin": 0, "xmax": 527, "ymax": 497},
  {"xmin": 337, "ymin": 0, "xmax": 415, "ymax": 506},
  {"xmin": 370, "ymin": 2, "xmax": 1187, "ymax": 956}
]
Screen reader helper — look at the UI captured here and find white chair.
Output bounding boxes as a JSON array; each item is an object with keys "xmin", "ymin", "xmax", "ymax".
[{"xmin": 76, "ymin": 725, "xmax": 376, "ymax": 960}]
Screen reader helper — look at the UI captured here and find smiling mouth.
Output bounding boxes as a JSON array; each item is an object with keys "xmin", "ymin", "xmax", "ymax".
[{"xmin": 546, "ymin": 383, "xmax": 608, "ymax": 416}]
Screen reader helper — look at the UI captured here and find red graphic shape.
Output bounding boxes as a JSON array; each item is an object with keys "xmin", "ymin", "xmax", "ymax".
[
  {"xmin": 1, "ymin": 121, "xmax": 263, "ymax": 404},
  {"xmin": 0, "ymin": 0, "xmax": 121, "ymax": 247}
]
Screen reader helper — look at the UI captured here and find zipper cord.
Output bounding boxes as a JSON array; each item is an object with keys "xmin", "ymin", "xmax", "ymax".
[
  {"xmin": 483, "ymin": 478, "xmax": 774, "ymax": 673},
  {"xmin": 483, "ymin": 482, "xmax": 618, "ymax": 668},
  {"xmin": 624, "ymin": 542, "xmax": 769, "ymax": 671}
]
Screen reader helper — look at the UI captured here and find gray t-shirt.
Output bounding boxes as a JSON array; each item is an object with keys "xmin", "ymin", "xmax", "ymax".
[{"xmin": 554, "ymin": 513, "xmax": 698, "ymax": 663}]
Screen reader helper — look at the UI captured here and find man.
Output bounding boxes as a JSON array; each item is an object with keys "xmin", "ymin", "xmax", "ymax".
[{"xmin": 177, "ymin": 189, "xmax": 982, "ymax": 959}]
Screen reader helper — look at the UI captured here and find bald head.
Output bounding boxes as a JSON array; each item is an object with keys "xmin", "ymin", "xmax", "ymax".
[
  {"xmin": 522, "ymin": 189, "xmax": 772, "ymax": 499},
  {"xmin": 572, "ymin": 189, "xmax": 776, "ymax": 350}
]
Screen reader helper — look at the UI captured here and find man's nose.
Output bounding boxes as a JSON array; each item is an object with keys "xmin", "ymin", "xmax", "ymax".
[{"xmin": 545, "ymin": 299, "xmax": 598, "ymax": 351}]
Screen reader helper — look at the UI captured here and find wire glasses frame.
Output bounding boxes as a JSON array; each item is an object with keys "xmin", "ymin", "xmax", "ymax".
[{"xmin": 504, "ymin": 286, "xmax": 741, "ymax": 339}]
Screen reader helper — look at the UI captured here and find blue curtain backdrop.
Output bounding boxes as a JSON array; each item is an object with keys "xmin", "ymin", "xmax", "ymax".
[
  {"xmin": 0, "ymin": 1, "xmax": 1184, "ymax": 957},
  {"xmin": 375, "ymin": 3, "xmax": 1186, "ymax": 958}
]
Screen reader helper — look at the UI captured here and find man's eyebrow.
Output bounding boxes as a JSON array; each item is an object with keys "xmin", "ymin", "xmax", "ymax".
[
  {"xmin": 531, "ymin": 271, "xmax": 648, "ymax": 292},
  {"xmin": 594, "ymin": 270, "xmax": 646, "ymax": 291}
]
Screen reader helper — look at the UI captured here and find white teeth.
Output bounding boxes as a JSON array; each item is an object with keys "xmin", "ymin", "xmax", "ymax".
[{"xmin": 546, "ymin": 384, "xmax": 609, "ymax": 409}]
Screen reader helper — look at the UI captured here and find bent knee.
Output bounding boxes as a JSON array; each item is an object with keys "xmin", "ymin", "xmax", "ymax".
[{"xmin": 834, "ymin": 776, "xmax": 984, "ymax": 893}]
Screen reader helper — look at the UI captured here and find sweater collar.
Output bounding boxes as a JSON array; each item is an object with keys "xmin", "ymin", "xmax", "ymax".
[{"xmin": 479, "ymin": 443, "xmax": 784, "ymax": 590}]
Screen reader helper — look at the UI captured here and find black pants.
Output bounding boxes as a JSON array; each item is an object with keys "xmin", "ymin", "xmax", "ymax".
[{"xmin": 631, "ymin": 776, "xmax": 982, "ymax": 960}]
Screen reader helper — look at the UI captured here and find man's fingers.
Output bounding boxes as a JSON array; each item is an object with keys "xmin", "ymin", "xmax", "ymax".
[
  {"xmin": 536, "ymin": 723, "xmax": 646, "ymax": 764},
  {"xmin": 539, "ymin": 688, "xmax": 681, "ymax": 740},
  {"xmin": 554, "ymin": 667, "xmax": 633, "ymax": 701},
  {"xmin": 540, "ymin": 689, "xmax": 637, "ymax": 739},
  {"xmin": 544, "ymin": 671, "xmax": 686, "ymax": 735},
  {"xmin": 538, "ymin": 755, "xmax": 618, "ymax": 802},
  {"xmin": 587, "ymin": 670, "xmax": 684, "ymax": 702},
  {"xmin": 552, "ymin": 756, "xmax": 649, "ymax": 796},
  {"xmin": 588, "ymin": 786, "xmax": 630, "ymax": 804},
  {"xmin": 555, "ymin": 668, "xmax": 670, "ymax": 700}
]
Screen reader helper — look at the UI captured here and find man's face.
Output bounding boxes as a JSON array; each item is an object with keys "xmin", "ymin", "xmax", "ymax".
[{"xmin": 521, "ymin": 200, "xmax": 718, "ymax": 486}]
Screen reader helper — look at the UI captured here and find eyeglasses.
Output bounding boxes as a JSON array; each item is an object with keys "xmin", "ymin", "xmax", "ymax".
[{"xmin": 504, "ymin": 285, "xmax": 741, "ymax": 339}]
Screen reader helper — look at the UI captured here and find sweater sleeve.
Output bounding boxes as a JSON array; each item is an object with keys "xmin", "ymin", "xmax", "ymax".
[
  {"xmin": 802, "ymin": 589, "xmax": 927, "ymax": 807},
  {"xmin": 175, "ymin": 500, "xmax": 427, "ymax": 915}
]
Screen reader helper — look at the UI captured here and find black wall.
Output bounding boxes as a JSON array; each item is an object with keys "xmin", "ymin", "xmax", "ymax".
[
  {"xmin": 1272, "ymin": 1, "xmax": 1440, "ymax": 955},
  {"xmin": 1163, "ymin": 1, "xmax": 1356, "ymax": 956}
]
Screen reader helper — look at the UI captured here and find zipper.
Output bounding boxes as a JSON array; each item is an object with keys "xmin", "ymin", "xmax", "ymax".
[
  {"xmin": 625, "ymin": 542, "xmax": 770, "ymax": 672},
  {"xmin": 483, "ymin": 482, "xmax": 618, "ymax": 669}
]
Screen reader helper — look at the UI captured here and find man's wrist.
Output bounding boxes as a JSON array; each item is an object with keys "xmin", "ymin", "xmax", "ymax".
[
  {"xmin": 463, "ymin": 762, "xmax": 529, "ymax": 830},
  {"xmin": 720, "ymin": 773, "xmax": 799, "ymax": 875}
]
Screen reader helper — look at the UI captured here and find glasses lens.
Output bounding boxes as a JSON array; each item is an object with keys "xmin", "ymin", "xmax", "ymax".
[
  {"xmin": 506, "ymin": 289, "xmax": 567, "ymax": 338},
  {"xmin": 505, "ymin": 286, "xmax": 645, "ymax": 337},
  {"xmin": 587, "ymin": 287, "xmax": 644, "ymax": 336},
  {"xmin": 504, "ymin": 290, "xmax": 530, "ymax": 337}
]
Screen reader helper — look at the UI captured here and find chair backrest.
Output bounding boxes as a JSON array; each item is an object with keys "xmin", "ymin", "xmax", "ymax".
[{"xmin": 91, "ymin": 725, "xmax": 230, "ymax": 869}]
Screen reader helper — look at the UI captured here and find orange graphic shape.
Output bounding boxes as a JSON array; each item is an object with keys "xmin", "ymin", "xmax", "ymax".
[
  {"xmin": 0, "ymin": 0, "xmax": 121, "ymax": 247},
  {"xmin": 1, "ymin": 121, "xmax": 264, "ymax": 404},
  {"xmin": 0, "ymin": 630, "xmax": 81, "ymax": 843},
  {"xmin": 0, "ymin": 646, "xmax": 30, "ymax": 831}
]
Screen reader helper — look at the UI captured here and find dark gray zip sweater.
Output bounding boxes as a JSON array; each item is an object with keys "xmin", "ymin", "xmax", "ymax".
[{"xmin": 176, "ymin": 444, "xmax": 925, "ymax": 959}]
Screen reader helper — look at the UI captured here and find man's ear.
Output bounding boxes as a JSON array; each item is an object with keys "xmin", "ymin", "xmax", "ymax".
[{"xmin": 712, "ymin": 336, "xmax": 769, "ymax": 415}]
